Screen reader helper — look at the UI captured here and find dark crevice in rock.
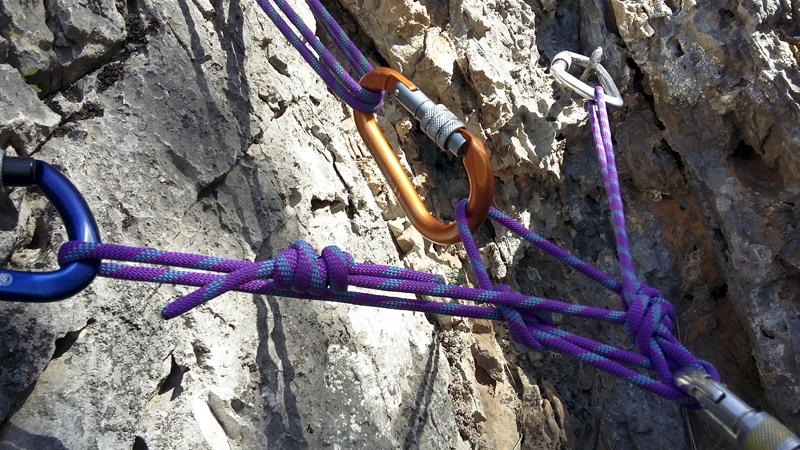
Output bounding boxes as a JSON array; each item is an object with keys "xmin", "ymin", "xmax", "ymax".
[
  {"xmin": 230, "ymin": 397, "xmax": 246, "ymax": 413},
  {"xmin": 52, "ymin": 318, "xmax": 96, "ymax": 359},
  {"xmin": 663, "ymin": 0, "xmax": 680, "ymax": 13},
  {"xmin": 196, "ymin": 152, "xmax": 251, "ymax": 202},
  {"xmin": 50, "ymin": 102, "xmax": 105, "ymax": 138},
  {"xmin": 473, "ymin": 365, "xmax": 496, "ymax": 388},
  {"xmin": 329, "ymin": 162, "xmax": 357, "ymax": 220},
  {"xmin": 718, "ymin": 7, "xmax": 736, "ymax": 30},
  {"xmin": 197, "ymin": 171, "xmax": 230, "ymax": 201},
  {"xmin": 600, "ymin": 0, "xmax": 621, "ymax": 38},
  {"xmin": 132, "ymin": 435, "xmax": 149, "ymax": 450},
  {"xmin": 25, "ymin": 214, "xmax": 51, "ymax": 252},
  {"xmin": 531, "ymin": 0, "xmax": 581, "ymax": 61},
  {"xmin": 258, "ymin": 91, "xmax": 289, "ymax": 119},
  {"xmin": 626, "ymin": 57, "xmax": 663, "ymax": 130},
  {"xmin": 728, "ymin": 141, "xmax": 785, "ymax": 194},
  {"xmin": 454, "ymin": 63, "xmax": 486, "ymax": 125},
  {"xmin": 68, "ymin": 101, "xmax": 105, "ymax": 121},
  {"xmin": 666, "ymin": 36, "xmax": 684, "ymax": 58},
  {"xmin": 157, "ymin": 355, "xmax": 188, "ymax": 400},
  {"xmin": 401, "ymin": 330, "xmax": 439, "ymax": 450},
  {"xmin": 661, "ymin": 139, "xmax": 686, "ymax": 182},
  {"xmin": 119, "ymin": 315, "xmax": 143, "ymax": 332},
  {"xmin": 97, "ymin": 62, "xmax": 124, "ymax": 92},
  {"xmin": 711, "ymin": 283, "xmax": 728, "ymax": 301},
  {"xmin": 0, "ymin": 194, "xmax": 19, "ymax": 232},
  {"xmin": 710, "ymin": 227, "xmax": 729, "ymax": 265},
  {"xmin": 316, "ymin": 0, "xmax": 389, "ymax": 69}
]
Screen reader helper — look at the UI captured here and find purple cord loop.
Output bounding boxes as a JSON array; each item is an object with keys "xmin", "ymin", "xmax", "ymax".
[
  {"xmin": 54, "ymin": 86, "xmax": 718, "ymax": 404},
  {"xmin": 58, "ymin": 241, "xmax": 358, "ymax": 318},
  {"xmin": 447, "ymin": 85, "xmax": 718, "ymax": 403}
]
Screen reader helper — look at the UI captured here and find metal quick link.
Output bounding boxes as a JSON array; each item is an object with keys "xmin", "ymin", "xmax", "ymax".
[
  {"xmin": 551, "ymin": 50, "xmax": 624, "ymax": 108},
  {"xmin": 675, "ymin": 368, "xmax": 800, "ymax": 450},
  {"xmin": 393, "ymin": 82, "xmax": 467, "ymax": 156}
]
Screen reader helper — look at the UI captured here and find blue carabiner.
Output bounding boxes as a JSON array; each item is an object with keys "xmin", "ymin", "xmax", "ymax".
[{"xmin": 0, "ymin": 156, "xmax": 101, "ymax": 302}]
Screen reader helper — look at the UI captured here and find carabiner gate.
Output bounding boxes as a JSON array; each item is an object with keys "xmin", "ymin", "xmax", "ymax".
[
  {"xmin": 551, "ymin": 50, "xmax": 624, "ymax": 108},
  {"xmin": 0, "ymin": 157, "xmax": 101, "ymax": 302},
  {"xmin": 353, "ymin": 67, "xmax": 495, "ymax": 245},
  {"xmin": 675, "ymin": 368, "xmax": 800, "ymax": 450}
]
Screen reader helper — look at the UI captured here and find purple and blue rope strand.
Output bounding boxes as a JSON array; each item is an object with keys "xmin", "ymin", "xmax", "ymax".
[
  {"xmin": 454, "ymin": 201, "xmax": 697, "ymax": 402},
  {"xmin": 54, "ymin": 87, "xmax": 718, "ymax": 405},
  {"xmin": 254, "ymin": 0, "xmax": 383, "ymax": 113},
  {"xmin": 57, "ymin": 228, "xmax": 708, "ymax": 404}
]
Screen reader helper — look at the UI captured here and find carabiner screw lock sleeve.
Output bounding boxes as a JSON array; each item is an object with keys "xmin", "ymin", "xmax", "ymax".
[{"xmin": 392, "ymin": 83, "xmax": 467, "ymax": 156}]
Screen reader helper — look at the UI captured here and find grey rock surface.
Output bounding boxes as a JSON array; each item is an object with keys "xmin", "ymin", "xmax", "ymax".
[
  {"xmin": 1, "ymin": 0, "xmax": 799, "ymax": 449},
  {"xmin": 0, "ymin": 65, "xmax": 60, "ymax": 154},
  {"xmin": 0, "ymin": 0, "xmax": 126, "ymax": 95}
]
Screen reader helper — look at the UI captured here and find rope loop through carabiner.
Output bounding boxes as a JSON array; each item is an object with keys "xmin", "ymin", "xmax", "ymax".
[{"xmin": 353, "ymin": 67, "xmax": 495, "ymax": 245}]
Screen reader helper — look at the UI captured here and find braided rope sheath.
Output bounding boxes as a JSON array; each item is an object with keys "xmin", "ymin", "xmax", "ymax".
[
  {"xmin": 57, "ymin": 231, "xmax": 709, "ymax": 403},
  {"xmin": 254, "ymin": 0, "xmax": 383, "ymax": 113},
  {"xmin": 58, "ymin": 193, "xmax": 716, "ymax": 404},
  {"xmin": 54, "ymin": 89, "xmax": 718, "ymax": 405}
]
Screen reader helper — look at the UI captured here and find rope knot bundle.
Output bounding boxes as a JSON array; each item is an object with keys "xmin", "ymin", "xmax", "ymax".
[
  {"xmin": 623, "ymin": 284, "xmax": 675, "ymax": 360},
  {"xmin": 58, "ymin": 241, "xmax": 356, "ymax": 319},
  {"xmin": 272, "ymin": 241, "xmax": 354, "ymax": 295}
]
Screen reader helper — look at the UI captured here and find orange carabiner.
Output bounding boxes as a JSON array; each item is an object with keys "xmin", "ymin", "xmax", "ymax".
[{"xmin": 353, "ymin": 68, "xmax": 495, "ymax": 245}]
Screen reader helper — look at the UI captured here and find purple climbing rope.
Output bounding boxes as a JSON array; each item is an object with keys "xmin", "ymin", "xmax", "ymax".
[
  {"xmin": 55, "ymin": 86, "xmax": 717, "ymax": 406},
  {"xmin": 255, "ymin": 0, "xmax": 383, "ymax": 113},
  {"xmin": 58, "ymin": 235, "xmax": 709, "ymax": 403},
  {"xmin": 464, "ymin": 87, "xmax": 717, "ymax": 400}
]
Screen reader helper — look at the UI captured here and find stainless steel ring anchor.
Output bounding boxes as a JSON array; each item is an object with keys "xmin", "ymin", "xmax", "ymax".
[{"xmin": 551, "ymin": 50, "xmax": 624, "ymax": 108}]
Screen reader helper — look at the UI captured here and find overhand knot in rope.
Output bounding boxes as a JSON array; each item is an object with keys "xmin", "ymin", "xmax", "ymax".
[
  {"xmin": 58, "ymin": 240, "xmax": 359, "ymax": 319},
  {"xmin": 272, "ymin": 241, "xmax": 355, "ymax": 295},
  {"xmin": 623, "ymin": 284, "xmax": 674, "ymax": 360}
]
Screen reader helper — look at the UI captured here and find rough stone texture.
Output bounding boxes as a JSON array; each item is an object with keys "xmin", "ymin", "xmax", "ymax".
[
  {"xmin": 2, "ymin": 0, "xmax": 800, "ymax": 449},
  {"xmin": 609, "ymin": 0, "xmax": 800, "ymax": 444},
  {"xmin": 0, "ymin": 0, "xmax": 126, "ymax": 94},
  {"xmin": 0, "ymin": 65, "xmax": 61, "ymax": 154}
]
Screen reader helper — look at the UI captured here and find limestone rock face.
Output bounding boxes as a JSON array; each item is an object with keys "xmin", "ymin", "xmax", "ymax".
[
  {"xmin": 1, "ymin": 0, "xmax": 799, "ymax": 449},
  {"xmin": 0, "ymin": 64, "xmax": 60, "ymax": 154},
  {"xmin": 610, "ymin": 0, "xmax": 800, "ymax": 438}
]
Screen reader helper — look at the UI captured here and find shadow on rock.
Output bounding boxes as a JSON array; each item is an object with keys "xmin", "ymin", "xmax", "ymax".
[
  {"xmin": 0, "ymin": 423, "xmax": 69, "ymax": 450},
  {"xmin": 402, "ymin": 329, "xmax": 440, "ymax": 450},
  {"xmin": 254, "ymin": 295, "xmax": 309, "ymax": 449}
]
